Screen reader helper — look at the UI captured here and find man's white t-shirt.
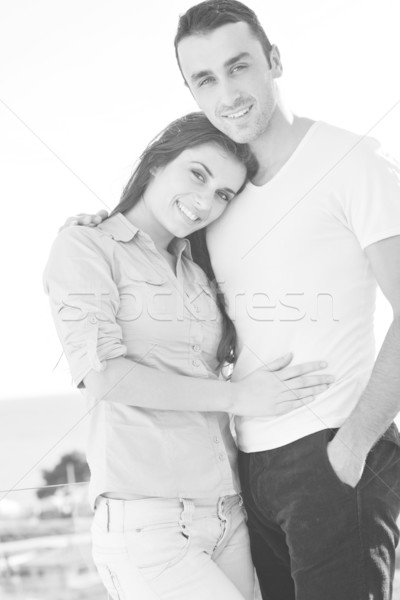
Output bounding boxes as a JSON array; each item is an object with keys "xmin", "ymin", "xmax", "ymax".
[{"xmin": 207, "ymin": 121, "xmax": 400, "ymax": 452}]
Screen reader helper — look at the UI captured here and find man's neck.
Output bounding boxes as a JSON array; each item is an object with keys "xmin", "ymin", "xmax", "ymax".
[{"xmin": 250, "ymin": 106, "xmax": 315, "ymax": 186}]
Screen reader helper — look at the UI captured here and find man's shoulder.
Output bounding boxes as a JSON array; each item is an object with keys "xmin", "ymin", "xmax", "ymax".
[
  {"xmin": 316, "ymin": 122, "xmax": 400, "ymax": 199},
  {"xmin": 315, "ymin": 120, "xmax": 382, "ymax": 163}
]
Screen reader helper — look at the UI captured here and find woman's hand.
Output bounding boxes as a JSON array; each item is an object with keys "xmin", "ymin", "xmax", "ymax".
[
  {"xmin": 58, "ymin": 209, "xmax": 109, "ymax": 232},
  {"xmin": 232, "ymin": 353, "xmax": 334, "ymax": 417}
]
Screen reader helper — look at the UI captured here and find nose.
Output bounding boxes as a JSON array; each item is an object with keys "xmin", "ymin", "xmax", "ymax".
[
  {"xmin": 192, "ymin": 191, "xmax": 213, "ymax": 217},
  {"xmin": 218, "ymin": 78, "xmax": 242, "ymax": 110}
]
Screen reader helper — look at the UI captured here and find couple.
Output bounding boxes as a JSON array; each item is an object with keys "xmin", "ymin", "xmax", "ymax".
[{"xmin": 44, "ymin": 1, "xmax": 400, "ymax": 599}]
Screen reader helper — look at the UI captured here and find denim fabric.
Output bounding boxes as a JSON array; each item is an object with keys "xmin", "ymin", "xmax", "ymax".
[
  {"xmin": 91, "ymin": 494, "xmax": 255, "ymax": 600},
  {"xmin": 239, "ymin": 424, "xmax": 400, "ymax": 600}
]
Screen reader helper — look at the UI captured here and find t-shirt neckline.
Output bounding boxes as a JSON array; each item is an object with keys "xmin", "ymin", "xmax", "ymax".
[{"xmin": 248, "ymin": 120, "xmax": 323, "ymax": 189}]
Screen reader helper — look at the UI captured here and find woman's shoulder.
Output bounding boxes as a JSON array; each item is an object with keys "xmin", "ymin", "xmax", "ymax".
[
  {"xmin": 55, "ymin": 223, "xmax": 112, "ymax": 248},
  {"xmin": 49, "ymin": 224, "xmax": 116, "ymax": 265}
]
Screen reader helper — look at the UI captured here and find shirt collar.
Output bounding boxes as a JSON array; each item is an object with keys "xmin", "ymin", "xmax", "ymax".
[
  {"xmin": 98, "ymin": 213, "xmax": 194, "ymax": 260},
  {"xmin": 97, "ymin": 213, "xmax": 139, "ymax": 242},
  {"xmin": 169, "ymin": 237, "xmax": 193, "ymax": 261}
]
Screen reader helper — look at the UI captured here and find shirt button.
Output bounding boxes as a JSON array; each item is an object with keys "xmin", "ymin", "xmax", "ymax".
[
  {"xmin": 213, "ymin": 437, "xmax": 220, "ymax": 444},
  {"xmin": 192, "ymin": 359, "xmax": 200, "ymax": 367},
  {"xmin": 218, "ymin": 453, "xmax": 225, "ymax": 462},
  {"xmin": 193, "ymin": 305, "xmax": 200, "ymax": 313},
  {"xmin": 89, "ymin": 316, "xmax": 97, "ymax": 324},
  {"xmin": 193, "ymin": 344, "xmax": 201, "ymax": 352}
]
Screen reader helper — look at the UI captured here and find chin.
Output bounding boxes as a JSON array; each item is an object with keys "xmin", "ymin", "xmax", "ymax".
[
  {"xmin": 226, "ymin": 128, "xmax": 257, "ymax": 144},
  {"xmin": 229, "ymin": 130, "xmax": 255, "ymax": 143},
  {"xmin": 173, "ymin": 226, "xmax": 195, "ymax": 238},
  {"xmin": 214, "ymin": 118, "xmax": 257, "ymax": 143}
]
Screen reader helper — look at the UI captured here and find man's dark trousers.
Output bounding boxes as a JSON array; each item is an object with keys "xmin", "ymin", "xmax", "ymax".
[{"xmin": 238, "ymin": 424, "xmax": 400, "ymax": 600}]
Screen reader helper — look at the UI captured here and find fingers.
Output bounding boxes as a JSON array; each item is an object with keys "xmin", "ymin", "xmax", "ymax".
[
  {"xmin": 58, "ymin": 217, "xmax": 78, "ymax": 232},
  {"xmin": 284, "ymin": 373, "xmax": 334, "ymax": 390},
  {"xmin": 279, "ymin": 360, "xmax": 328, "ymax": 381},
  {"xmin": 276, "ymin": 395, "xmax": 316, "ymax": 415},
  {"xmin": 83, "ymin": 210, "xmax": 108, "ymax": 226},
  {"xmin": 276, "ymin": 383, "xmax": 330, "ymax": 415},
  {"xmin": 59, "ymin": 210, "xmax": 109, "ymax": 233},
  {"xmin": 78, "ymin": 214, "xmax": 99, "ymax": 226},
  {"xmin": 264, "ymin": 353, "xmax": 293, "ymax": 372},
  {"xmin": 281, "ymin": 383, "xmax": 330, "ymax": 402}
]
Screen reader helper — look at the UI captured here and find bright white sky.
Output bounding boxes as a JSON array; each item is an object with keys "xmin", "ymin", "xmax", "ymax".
[{"xmin": 1, "ymin": 0, "xmax": 400, "ymax": 400}]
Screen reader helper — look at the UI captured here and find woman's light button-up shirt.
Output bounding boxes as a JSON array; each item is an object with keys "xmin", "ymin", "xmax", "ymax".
[{"xmin": 44, "ymin": 214, "xmax": 240, "ymax": 507}]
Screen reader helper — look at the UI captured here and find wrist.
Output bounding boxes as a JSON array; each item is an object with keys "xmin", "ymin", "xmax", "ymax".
[
  {"xmin": 335, "ymin": 420, "xmax": 377, "ymax": 457},
  {"xmin": 227, "ymin": 381, "xmax": 242, "ymax": 415}
]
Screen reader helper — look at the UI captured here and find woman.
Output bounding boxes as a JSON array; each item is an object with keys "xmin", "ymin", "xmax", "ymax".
[{"xmin": 44, "ymin": 112, "xmax": 332, "ymax": 600}]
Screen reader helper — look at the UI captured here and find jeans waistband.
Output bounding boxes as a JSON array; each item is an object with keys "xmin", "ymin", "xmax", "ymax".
[{"xmin": 94, "ymin": 494, "xmax": 242, "ymax": 533}]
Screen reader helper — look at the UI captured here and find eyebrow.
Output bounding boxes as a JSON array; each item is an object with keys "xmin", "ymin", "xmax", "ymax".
[
  {"xmin": 192, "ymin": 162, "xmax": 236, "ymax": 195},
  {"xmin": 193, "ymin": 161, "xmax": 213, "ymax": 177},
  {"xmin": 190, "ymin": 52, "xmax": 251, "ymax": 83},
  {"xmin": 224, "ymin": 52, "xmax": 251, "ymax": 69}
]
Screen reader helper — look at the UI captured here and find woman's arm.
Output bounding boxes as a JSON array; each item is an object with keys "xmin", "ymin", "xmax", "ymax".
[
  {"xmin": 83, "ymin": 354, "xmax": 332, "ymax": 418},
  {"xmin": 44, "ymin": 226, "xmax": 333, "ymax": 418}
]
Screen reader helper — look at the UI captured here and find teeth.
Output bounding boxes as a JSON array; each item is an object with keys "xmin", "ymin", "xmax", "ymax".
[
  {"xmin": 224, "ymin": 107, "xmax": 251, "ymax": 119},
  {"xmin": 177, "ymin": 201, "xmax": 198, "ymax": 222}
]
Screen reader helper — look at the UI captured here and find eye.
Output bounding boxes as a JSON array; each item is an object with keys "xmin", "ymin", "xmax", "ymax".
[
  {"xmin": 192, "ymin": 169, "xmax": 205, "ymax": 182},
  {"xmin": 217, "ymin": 190, "xmax": 231, "ymax": 203},
  {"xmin": 232, "ymin": 64, "xmax": 247, "ymax": 74},
  {"xmin": 199, "ymin": 76, "xmax": 214, "ymax": 87}
]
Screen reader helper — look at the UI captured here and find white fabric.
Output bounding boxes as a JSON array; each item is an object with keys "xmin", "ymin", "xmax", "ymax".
[
  {"xmin": 91, "ymin": 495, "xmax": 254, "ymax": 600},
  {"xmin": 207, "ymin": 121, "xmax": 400, "ymax": 452}
]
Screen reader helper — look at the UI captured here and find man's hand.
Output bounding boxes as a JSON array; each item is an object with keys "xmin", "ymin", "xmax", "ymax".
[
  {"xmin": 326, "ymin": 435, "xmax": 368, "ymax": 487},
  {"xmin": 59, "ymin": 209, "xmax": 109, "ymax": 232}
]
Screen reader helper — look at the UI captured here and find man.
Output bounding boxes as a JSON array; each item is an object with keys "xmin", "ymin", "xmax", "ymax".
[{"xmin": 70, "ymin": 1, "xmax": 400, "ymax": 598}]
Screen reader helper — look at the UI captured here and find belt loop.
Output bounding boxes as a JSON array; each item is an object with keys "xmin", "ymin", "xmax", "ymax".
[
  {"xmin": 106, "ymin": 498, "xmax": 110, "ymax": 532},
  {"xmin": 217, "ymin": 497, "xmax": 227, "ymax": 522},
  {"xmin": 214, "ymin": 497, "xmax": 229, "ymax": 552},
  {"xmin": 178, "ymin": 497, "xmax": 194, "ymax": 537}
]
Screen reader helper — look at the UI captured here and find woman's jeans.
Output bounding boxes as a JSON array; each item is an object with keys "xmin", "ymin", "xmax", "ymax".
[
  {"xmin": 91, "ymin": 494, "xmax": 255, "ymax": 599},
  {"xmin": 239, "ymin": 424, "xmax": 400, "ymax": 600}
]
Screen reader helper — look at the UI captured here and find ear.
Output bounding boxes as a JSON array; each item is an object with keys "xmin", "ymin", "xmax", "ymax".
[
  {"xmin": 269, "ymin": 45, "xmax": 283, "ymax": 78},
  {"xmin": 149, "ymin": 166, "xmax": 158, "ymax": 176}
]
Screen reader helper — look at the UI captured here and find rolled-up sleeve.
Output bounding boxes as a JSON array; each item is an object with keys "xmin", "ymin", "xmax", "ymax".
[{"xmin": 44, "ymin": 227, "xmax": 127, "ymax": 386}]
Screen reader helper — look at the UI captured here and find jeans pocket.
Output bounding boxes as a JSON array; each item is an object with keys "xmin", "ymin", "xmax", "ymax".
[
  {"xmin": 320, "ymin": 429, "xmax": 357, "ymax": 492},
  {"xmin": 379, "ymin": 422, "xmax": 400, "ymax": 447},
  {"xmin": 125, "ymin": 522, "xmax": 191, "ymax": 581}
]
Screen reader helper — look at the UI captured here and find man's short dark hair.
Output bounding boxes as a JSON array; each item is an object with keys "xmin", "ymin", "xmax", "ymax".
[{"xmin": 174, "ymin": 0, "xmax": 273, "ymax": 72}]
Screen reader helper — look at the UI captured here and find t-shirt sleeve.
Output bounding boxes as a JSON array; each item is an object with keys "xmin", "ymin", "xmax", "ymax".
[
  {"xmin": 43, "ymin": 227, "xmax": 127, "ymax": 387},
  {"xmin": 341, "ymin": 139, "xmax": 400, "ymax": 249}
]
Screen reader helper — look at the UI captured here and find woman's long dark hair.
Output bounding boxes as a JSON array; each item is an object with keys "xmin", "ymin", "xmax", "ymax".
[{"xmin": 110, "ymin": 112, "xmax": 258, "ymax": 368}]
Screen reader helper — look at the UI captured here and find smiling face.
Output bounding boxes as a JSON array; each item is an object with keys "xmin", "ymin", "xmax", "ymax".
[
  {"xmin": 177, "ymin": 22, "xmax": 282, "ymax": 143},
  {"xmin": 137, "ymin": 143, "xmax": 247, "ymax": 246}
]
